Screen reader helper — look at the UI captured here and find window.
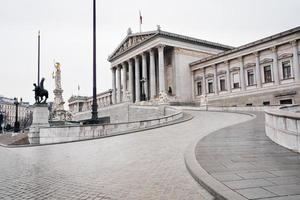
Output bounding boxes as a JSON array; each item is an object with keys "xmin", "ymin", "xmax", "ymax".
[
  {"xmin": 264, "ymin": 65, "xmax": 272, "ymax": 83},
  {"xmin": 246, "ymin": 103, "xmax": 253, "ymax": 106},
  {"xmin": 208, "ymin": 80, "xmax": 214, "ymax": 93},
  {"xmin": 247, "ymin": 70, "xmax": 254, "ymax": 86},
  {"xmin": 220, "ymin": 78, "xmax": 226, "ymax": 91},
  {"xmin": 263, "ymin": 101, "xmax": 270, "ymax": 106},
  {"xmin": 280, "ymin": 99, "xmax": 293, "ymax": 105},
  {"xmin": 233, "ymin": 73, "xmax": 240, "ymax": 88},
  {"xmin": 282, "ymin": 61, "xmax": 292, "ymax": 79},
  {"xmin": 196, "ymin": 82, "xmax": 202, "ymax": 96}
]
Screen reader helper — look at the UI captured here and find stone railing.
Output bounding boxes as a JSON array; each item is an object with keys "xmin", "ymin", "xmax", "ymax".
[
  {"xmin": 38, "ymin": 107, "xmax": 183, "ymax": 144},
  {"xmin": 265, "ymin": 105, "xmax": 300, "ymax": 153}
]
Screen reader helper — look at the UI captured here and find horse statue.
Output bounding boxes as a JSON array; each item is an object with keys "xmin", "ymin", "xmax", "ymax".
[{"xmin": 33, "ymin": 78, "xmax": 49, "ymax": 104}]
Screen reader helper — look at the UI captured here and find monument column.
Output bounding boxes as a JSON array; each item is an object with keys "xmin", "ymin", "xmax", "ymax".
[
  {"xmin": 291, "ymin": 40, "xmax": 300, "ymax": 82},
  {"xmin": 128, "ymin": 60, "xmax": 134, "ymax": 102},
  {"xmin": 213, "ymin": 65, "xmax": 218, "ymax": 95},
  {"xmin": 135, "ymin": 56, "xmax": 141, "ymax": 102},
  {"xmin": 142, "ymin": 52, "xmax": 148, "ymax": 100},
  {"xmin": 149, "ymin": 49, "xmax": 156, "ymax": 100},
  {"xmin": 254, "ymin": 52, "xmax": 262, "ymax": 88},
  {"xmin": 271, "ymin": 46, "xmax": 280, "ymax": 85},
  {"xmin": 111, "ymin": 67, "xmax": 116, "ymax": 104},
  {"xmin": 158, "ymin": 45, "xmax": 166, "ymax": 95},
  {"xmin": 239, "ymin": 57, "xmax": 246, "ymax": 91},
  {"xmin": 117, "ymin": 65, "xmax": 122, "ymax": 103},
  {"xmin": 225, "ymin": 61, "xmax": 231, "ymax": 93},
  {"xmin": 122, "ymin": 63, "xmax": 127, "ymax": 101}
]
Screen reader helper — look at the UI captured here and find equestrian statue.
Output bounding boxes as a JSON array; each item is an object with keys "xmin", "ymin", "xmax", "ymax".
[{"xmin": 33, "ymin": 78, "xmax": 49, "ymax": 104}]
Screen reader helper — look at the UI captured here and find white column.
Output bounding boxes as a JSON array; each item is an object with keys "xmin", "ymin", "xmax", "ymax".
[
  {"xmin": 142, "ymin": 52, "xmax": 148, "ymax": 100},
  {"xmin": 254, "ymin": 52, "xmax": 262, "ymax": 88},
  {"xmin": 158, "ymin": 45, "xmax": 166, "ymax": 94},
  {"xmin": 122, "ymin": 63, "xmax": 127, "ymax": 101},
  {"xmin": 213, "ymin": 65, "xmax": 218, "ymax": 95},
  {"xmin": 111, "ymin": 67, "xmax": 116, "ymax": 104},
  {"xmin": 225, "ymin": 61, "xmax": 231, "ymax": 93},
  {"xmin": 239, "ymin": 57, "xmax": 246, "ymax": 90},
  {"xmin": 202, "ymin": 68, "xmax": 206, "ymax": 96},
  {"xmin": 128, "ymin": 60, "xmax": 134, "ymax": 102},
  {"xmin": 135, "ymin": 56, "xmax": 141, "ymax": 102},
  {"xmin": 149, "ymin": 49, "xmax": 156, "ymax": 99},
  {"xmin": 117, "ymin": 65, "xmax": 122, "ymax": 103},
  {"xmin": 271, "ymin": 47, "xmax": 280, "ymax": 85},
  {"xmin": 291, "ymin": 40, "xmax": 300, "ymax": 82}
]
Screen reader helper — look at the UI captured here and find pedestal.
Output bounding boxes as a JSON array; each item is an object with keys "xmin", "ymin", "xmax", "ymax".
[{"xmin": 28, "ymin": 104, "xmax": 49, "ymax": 144}]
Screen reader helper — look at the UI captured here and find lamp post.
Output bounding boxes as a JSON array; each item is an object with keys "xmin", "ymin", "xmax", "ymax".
[
  {"xmin": 14, "ymin": 97, "xmax": 21, "ymax": 133},
  {"xmin": 91, "ymin": 0, "xmax": 98, "ymax": 122}
]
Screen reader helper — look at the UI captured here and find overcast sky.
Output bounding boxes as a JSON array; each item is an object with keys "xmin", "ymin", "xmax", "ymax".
[{"xmin": 0, "ymin": 0, "xmax": 299, "ymax": 104}]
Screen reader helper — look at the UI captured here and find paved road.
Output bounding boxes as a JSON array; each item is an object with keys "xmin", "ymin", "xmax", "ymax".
[
  {"xmin": 0, "ymin": 111, "xmax": 251, "ymax": 200},
  {"xmin": 196, "ymin": 112, "xmax": 300, "ymax": 200}
]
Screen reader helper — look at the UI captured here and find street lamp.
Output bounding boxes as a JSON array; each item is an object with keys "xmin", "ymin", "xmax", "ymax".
[{"xmin": 13, "ymin": 97, "xmax": 21, "ymax": 133}]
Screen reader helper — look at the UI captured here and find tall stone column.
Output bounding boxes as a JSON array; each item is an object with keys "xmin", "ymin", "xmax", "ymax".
[
  {"xmin": 202, "ymin": 68, "xmax": 206, "ymax": 96},
  {"xmin": 239, "ymin": 57, "xmax": 246, "ymax": 90},
  {"xmin": 117, "ymin": 65, "xmax": 122, "ymax": 103},
  {"xmin": 122, "ymin": 63, "xmax": 127, "ymax": 101},
  {"xmin": 111, "ymin": 67, "xmax": 116, "ymax": 104},
  {"xmin": 128, "ymin": 59, "xmax": 134, "ymax": 102},
  {"xmin": 142, "ymin": 52, "xmax": 148, "ymax": 100},
  {"xmin": 225, "ymin": 61, "xmax": 231, "ymax": 93},
  {"xmin": 291, "ymin": 40, "xmax": 300, "ymax": 82},
  {"xmin": 135, "ymin": 56, "xmax": 141, "ymax": 102},
  {"xmin": 158, "ymin": 45, "xmax": 166, "ymax": 95},
  {"xmin": 271, "ymin": 47, "xmax": 280, "ymax": 85},
  {"xmin": 213, "ymin": 65, "xmax": 218, "ymax": 95},
  {"xmin": 254, "ymin": 52, "xmax": 262, "ymax": 88},
  {"xmin": 149, "ymin": 49, "xmax": 156, "ymax": 99}
]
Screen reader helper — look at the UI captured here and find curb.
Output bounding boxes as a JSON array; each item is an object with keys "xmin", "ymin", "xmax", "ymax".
[
  {"xmin": 183, "ymin": 110, "xmax": 257, "ymax": 200},
  {"xmin": 0, "ymin": 112, "xmax": 193, "ymax": 148}
]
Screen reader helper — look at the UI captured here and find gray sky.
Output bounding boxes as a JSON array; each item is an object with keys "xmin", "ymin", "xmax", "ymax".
[{"xmin": 0, "ymin": 0, "xmax": 299, "ymax": 104}]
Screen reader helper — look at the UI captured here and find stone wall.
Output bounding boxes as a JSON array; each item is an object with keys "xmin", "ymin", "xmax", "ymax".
[
  {"xmin": 265, "ymin": 105, "xmax": 300, "ymax": 153},
  {"xmin": 38, "ymin": 106, "xmax": 183, "ymax": 144}
]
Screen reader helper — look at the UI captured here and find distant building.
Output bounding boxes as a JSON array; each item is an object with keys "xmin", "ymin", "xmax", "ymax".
[{"xmin": 0, "ymin": 96, "xmax": 32, "ymax": 128}]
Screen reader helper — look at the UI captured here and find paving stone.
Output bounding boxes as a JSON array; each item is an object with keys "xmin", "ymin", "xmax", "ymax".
[
  {"xmin": 263, "ymin": 195, "xmax": 300, "ymax": 200},
  {"xmin": 236, "ymin": 188, "xmax": 277, "ymax": 199},
  {"xmin": 223, "ymin": 178, "xmax": 275, "ymax": 190},
  {"xmin": 264, "ymin": 184, "xmax": 300, "ymax": 196}
]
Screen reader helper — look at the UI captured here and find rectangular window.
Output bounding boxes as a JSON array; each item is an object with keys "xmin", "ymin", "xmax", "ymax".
[
  {"xmin": 247, "ymin": 70, "xmax": 254, "ymax": 86},
  {"xmin": 263, "ymin": 101, "xmax": 270, "ymax": 106},
  {"xmin": 282, "ymin": 61, "xmax": 292, "ymax": 79},
  {"xmin": 220, "ymin": 78, "xmax": 226, "ymax": 91},
  {"xmin": 196, "ymin": 82, "xmax": 202, "ymax": 96},
  {"xmin": 264, "ymin": 65, "xmax": 272, "ymax": 83},
  {"xmin": 280, "ymin": 99, "xmax": 293, "ymax": 105},
  {"xmin": 208, "ymin": 80, "xmax": 214, "ymax": 93},
  {"xmin": 233, "ymin": 73, "xmax": 240, "ymax": 89}
]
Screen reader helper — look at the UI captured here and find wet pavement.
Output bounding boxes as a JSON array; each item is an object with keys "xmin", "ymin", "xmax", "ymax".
[
  {"xmin": 196, "ymin": 112, "xmax": 300, "ymax": 200},
  {"xmin": 0, "ymin": 111, "xmax": 250, "ymax": 200}
]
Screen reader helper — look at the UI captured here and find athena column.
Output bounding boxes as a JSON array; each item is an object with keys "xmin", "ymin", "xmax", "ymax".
[
  {"xmin": 135, "ymin": 56, "xmax": 141, "ymax": 102},
  {"xmin": 291, "ymin": 40, "xmax": 300, "ymax": 82},
  {"xmin": 117, "ymin": 66, "xmax": 122, "ymax": 103},
  {"xmin": 271, "ymin": 47, "xmax": 280, "ymax": 85},
  {"xmin": 111, "ymin": 67, "xmax": 116, "ymax": 104},
  {"xmin": 122, "ymin": 63, "xmax": 127, "ymax": 101},
  {"xmin": 149, "ymin": 49, "xmax": 156, "ymax": 99},
  {"xmin": 128, "ymin": 60, "xmax": 134, "ymax": 102},
  {"xmin": 254, "ymin": 52, "xmax": 262, "ymax": 88},
  {"xmin": 158, "ymin": 45, "xmax": 166, "ymax": 95},
  {"xmin": 142, "ymin": 52, "xmax": 148, "ymax": 100}
]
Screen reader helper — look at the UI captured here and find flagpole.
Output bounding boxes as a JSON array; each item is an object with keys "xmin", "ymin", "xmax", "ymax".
[{"xmin": 37, "ymin": 31, "xmax": 40, "ymax": 86}]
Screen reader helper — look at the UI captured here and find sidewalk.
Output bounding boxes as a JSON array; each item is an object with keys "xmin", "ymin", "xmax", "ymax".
[{"xmin": 195, "ymin": 112, "xmax": 300, "ymax": 199}]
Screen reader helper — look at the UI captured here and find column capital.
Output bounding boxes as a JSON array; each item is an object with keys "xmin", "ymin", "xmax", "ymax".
[
  {"xmin": 253, "ymin": 51, "xmax": 259, "ymax": 57},
  {"xmin": 111, "ymin": 66, "xmax": 117, "ymax": 71},
  {"xmin": 270, "ymin": 46, "xmax": 277, "ymax": 52},
  {"xmin": 148, "ymin": 48, "xmax": 155, "ymax": 54},
  {"xmin": 290, "ymin": 40, "xmax": 298, "ymax": 47},
  {"xmin": 157, "ymin": 44, "xmax": 166, "ymax": 51},
  {"xmin": 238, "ymin": 56, "xmax": 243, "ymax": 62},
  {"xmin": 142, "ymin": 52, "xmax": 147, "ymax": 57},
  {"xmin": 223, "ymin": 60, "xmax": 229, "ymax": 65}
]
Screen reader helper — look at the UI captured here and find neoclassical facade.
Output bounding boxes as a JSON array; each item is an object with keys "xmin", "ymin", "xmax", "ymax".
[
  {"xmin": 108, "ymin": 27, "xmax": 233, "ymax": 104},
  {"xmin": 190, "ymin": 26, "xmax": 300, "ymax": 106}
]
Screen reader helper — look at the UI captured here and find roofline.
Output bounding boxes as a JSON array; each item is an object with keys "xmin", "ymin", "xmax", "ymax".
[
  {"xmin": 190, "ymin": 26, "xmax": 300, "ymax": 67},
  {"xmin": 108, "ymin": 30, "xmax": 234, "ymax": 62}
]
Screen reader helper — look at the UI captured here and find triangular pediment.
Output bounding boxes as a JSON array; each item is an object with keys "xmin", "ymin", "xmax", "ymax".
[{"xmin": 109, "ymin": 32, "xmax": 157, "ymax": 61}]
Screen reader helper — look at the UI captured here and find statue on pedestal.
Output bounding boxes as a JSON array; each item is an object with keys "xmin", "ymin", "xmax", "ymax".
[{"xmin": 33, "ymin": 78, "xmax": 48, "ymax": 104}]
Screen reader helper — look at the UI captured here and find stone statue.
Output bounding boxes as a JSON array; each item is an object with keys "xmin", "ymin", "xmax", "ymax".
[{"xmin": 33, "ymin": 78, "xmax": 49, "ymax": 104}]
